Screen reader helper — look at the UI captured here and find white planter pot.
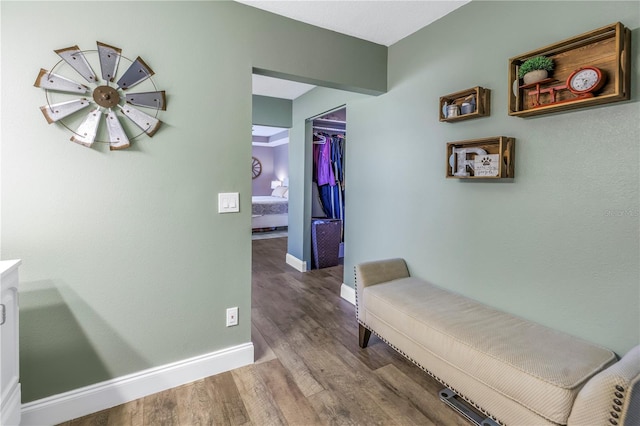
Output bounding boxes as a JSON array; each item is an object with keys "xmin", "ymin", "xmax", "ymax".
[{"xmin": 523, "ymin": 69, "xmax": 548, "ymax": 85}]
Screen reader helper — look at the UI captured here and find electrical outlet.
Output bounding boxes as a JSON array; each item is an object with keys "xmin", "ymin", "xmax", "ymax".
[{"xmin": 226, "ymin": 307, "xmax": 238, "ymax": 327}]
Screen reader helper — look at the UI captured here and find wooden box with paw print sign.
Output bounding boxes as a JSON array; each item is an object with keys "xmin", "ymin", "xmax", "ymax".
[
  {"xmin": 446, "ymin": 136, "xmax": 515, "ymax": 179},
  {"xmin": 508, "ymin": 22, "xmax": 631, "ymax": 117}
]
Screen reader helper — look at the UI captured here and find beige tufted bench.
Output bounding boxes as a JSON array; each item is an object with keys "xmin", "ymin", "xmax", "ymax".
[{"xmin": 355, "ymin": 258, "xmax": 640, "ymax": 426}]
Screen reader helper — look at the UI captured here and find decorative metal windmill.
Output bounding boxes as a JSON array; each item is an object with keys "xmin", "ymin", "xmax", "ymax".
[{"xmin": 34, "ymin": 42, "xmax": 166, "ymax": 150}]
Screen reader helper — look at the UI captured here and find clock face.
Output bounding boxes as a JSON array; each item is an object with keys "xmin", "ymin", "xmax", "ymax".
[{"xmin": 567, "ymin": 67, "xmax": 604, "ymax": 94}]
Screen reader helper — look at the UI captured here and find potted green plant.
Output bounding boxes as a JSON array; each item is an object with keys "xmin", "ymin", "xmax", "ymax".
[{"xmin": 519, "ymin": 56, "xmax": 554, "ymax": 84}]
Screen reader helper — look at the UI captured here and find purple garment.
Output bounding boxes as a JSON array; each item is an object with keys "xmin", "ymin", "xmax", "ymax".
[{"xmin": 314, "ymin": 136, "xmax": 335, "ymax": 186}]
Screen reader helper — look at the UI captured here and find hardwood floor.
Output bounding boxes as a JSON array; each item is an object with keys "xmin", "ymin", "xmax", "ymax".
[{"xmin": 59, "ymin": 237, "xmax": 467, "ymax": 425}]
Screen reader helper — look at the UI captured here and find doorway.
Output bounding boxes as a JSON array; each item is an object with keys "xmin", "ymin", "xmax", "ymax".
[{"xmin": 251, "ymin": 125, "xmax": 290, "ymax": 239}]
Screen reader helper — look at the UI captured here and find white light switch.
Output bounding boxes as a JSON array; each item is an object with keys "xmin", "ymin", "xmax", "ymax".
[{"xmin": 218, "ymin": 192, "xmax": 239, "ymax": 213}]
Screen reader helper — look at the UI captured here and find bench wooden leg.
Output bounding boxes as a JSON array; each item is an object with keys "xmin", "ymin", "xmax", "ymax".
[{"xmin": 359, "ymin": 324, "xmax": 372, "ymax": 348}]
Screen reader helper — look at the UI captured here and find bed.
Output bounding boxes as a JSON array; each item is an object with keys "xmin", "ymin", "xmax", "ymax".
[{"xmin": 252, "ymin": 186, "xmax": 288, "ymax": 230}]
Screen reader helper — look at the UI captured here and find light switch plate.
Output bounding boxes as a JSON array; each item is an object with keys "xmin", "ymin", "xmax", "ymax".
[{"xmin": 218, "ymin": 192, "xmax": 239, "ymax": 213}]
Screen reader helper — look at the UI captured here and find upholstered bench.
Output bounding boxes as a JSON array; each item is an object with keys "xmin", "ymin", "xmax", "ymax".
[{"xmin": 355, "ymin": 258, "xmax": 640, "ymax": 426}]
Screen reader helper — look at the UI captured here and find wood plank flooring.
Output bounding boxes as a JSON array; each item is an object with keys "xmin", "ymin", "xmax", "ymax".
[{"xmin": 59, "ymin": 237, "xmax": 467, "ymax": 426}]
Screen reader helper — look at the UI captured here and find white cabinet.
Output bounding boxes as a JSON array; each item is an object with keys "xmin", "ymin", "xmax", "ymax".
[{"xmin": 0, "ymin": 260, "xmax": 21, "ymax": 426}]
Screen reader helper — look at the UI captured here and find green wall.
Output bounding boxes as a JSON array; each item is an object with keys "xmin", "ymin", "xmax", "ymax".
[
  {"xmin": 252, "ymin": 95, "xmax": 292, "ymax": 128},
  {"xmin": 0, "ymin": 1, "xmax": 386, "ymax": 402},
  {"xmin": 343, "ymin": 1, "xmax": 639, "ymax": 356}
]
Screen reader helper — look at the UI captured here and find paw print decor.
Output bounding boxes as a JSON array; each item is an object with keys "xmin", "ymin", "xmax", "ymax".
[{"xmin": 480, "ymin": 156, "xmax": 493, "ymax": 166}]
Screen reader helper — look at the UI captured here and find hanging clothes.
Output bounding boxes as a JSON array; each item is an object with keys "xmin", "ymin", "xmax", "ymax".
[
  {"xmin": 318, "ymin": 184, "xmax": 334, "ymax": 218},
  {"xmin": 331, "ymin": 135, "xmax": 344, "ymax": 183},
  {"xmin": 313, "ymin": 134, "xmax": 335, "ymax": 187},
  {"xmin": 313, "ymin": 132, "xmax": 345, "ymax": 220}
]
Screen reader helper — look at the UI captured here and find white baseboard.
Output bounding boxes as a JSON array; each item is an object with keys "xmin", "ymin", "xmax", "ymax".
[
  {"xmin": 340, "ymin": 283, "xmax": 355, "ymax": 305},
  {"xmin": 21, "ymin": 342, "xmax": 254, "ymax": 426},
  {"xmin": 286, "ymin": 253, "xmax": 307, "ymax": 272}
]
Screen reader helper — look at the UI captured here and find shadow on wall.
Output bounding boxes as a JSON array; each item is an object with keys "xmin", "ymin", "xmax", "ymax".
[{"xmin": 20, "ymin": 281, "xmax": 149, "ymax": 402}]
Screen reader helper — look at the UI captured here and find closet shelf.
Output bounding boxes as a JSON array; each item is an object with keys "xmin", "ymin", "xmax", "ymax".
[
  {"xmin": 313, "ymin": 117, "xmax": 346, "ymax": 134},
  {"xmin": 314, "ymin": 118, "xmax": 346, "ymax": 131},
  {"xmin": 313, "ymin": 126, "xmax": 346, "ymax": 133},
  {"xmin": 314, "ymin": 118, "xmax": 346, "ymax": 125}
]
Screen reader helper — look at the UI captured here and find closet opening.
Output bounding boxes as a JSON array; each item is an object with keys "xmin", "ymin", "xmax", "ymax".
[{"xmin": 309, "ymin": 106, "xmax": 346, "ymax": 269}]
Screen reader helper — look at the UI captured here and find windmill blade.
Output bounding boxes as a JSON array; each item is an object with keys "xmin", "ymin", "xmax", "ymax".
[
  {"xmin": 34, "ymin": 69, "xmax": 89, "ymax": 94},
  {"xmin": 119, "ymin": 104, "xmax": 161, "ymax": 137},
  {"xmin": 116, "ymin": 57, "xmax": 154, "ymax": 90},
  {"xmin": 55, "ymin": 45, "xmax": 98, "ymax": 84},
  {"xmin": 105, "ymin": 110, "xmax": 130, "ymax": 150},
  {"xmin": 125, "ymin": 91, "xmax": 166, "ymax": 110},
  {"xmin": 97, "ymin": 41, "xmax": 121, "ymax": 83},
  {"xmin": 70, "ymin": 108, "xmax": 102, "ymax": 147},
  {"xmin": 40, "ymin": 98, "xmax": 91, "ymax": 124}
]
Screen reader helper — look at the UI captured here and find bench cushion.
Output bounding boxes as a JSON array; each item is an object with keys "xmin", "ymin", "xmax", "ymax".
[{"xmin": 361, "ymin": 277, "xmax": 616, "ymax": 424}]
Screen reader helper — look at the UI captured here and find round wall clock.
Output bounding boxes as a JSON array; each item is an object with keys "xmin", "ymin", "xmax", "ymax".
[
  {"xmin": 566, "ymin": 66, "xmax": 606, "ymax": 96},
  {"xmin": 252, "ymin": 156, "xmax": 262, "ymax": 179},
  {"xmin": 34, "ymin": 41, "xmax": 166, "ymax": 150}
]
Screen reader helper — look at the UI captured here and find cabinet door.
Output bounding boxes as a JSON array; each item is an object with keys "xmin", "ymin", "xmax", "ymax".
[{"xmin": 1, "ymin": 262, "xmax": 21, "ymax": 426}]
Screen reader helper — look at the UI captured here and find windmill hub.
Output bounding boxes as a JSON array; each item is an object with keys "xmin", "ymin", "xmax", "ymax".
[{"xmin": 93, "ymin": 85, "xmax": 120, "ymax": 108}]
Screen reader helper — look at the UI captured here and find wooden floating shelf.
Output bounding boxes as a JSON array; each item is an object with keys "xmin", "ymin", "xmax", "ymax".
[
  {"xmin": 446, "ymin": 136, "xmax": 515, "ymax": 179},
  {"xmin": 509, "ymin": 22, "xmax": 631, "ymax": 117},
  {"xmin": 440, "ymin": 86, "xmax": 490, "ymax": 122}
]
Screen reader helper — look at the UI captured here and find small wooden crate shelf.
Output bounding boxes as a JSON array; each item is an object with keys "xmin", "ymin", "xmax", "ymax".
[
  {"xmin": 509, "ymin": 22, "xmax": 631, "ymax": 117},
  {"xmin": 446, "ymin": 136, "xmax": 515, "ymax": 179},
  {"xmin": 439, "ymin": 86, "xmax": 490, "ymax": 122}
]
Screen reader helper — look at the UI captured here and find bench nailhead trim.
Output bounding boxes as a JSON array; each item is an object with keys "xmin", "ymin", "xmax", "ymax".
[{"xmin": 609, "ymin": 385, "xmax": 625, "ymax": 426}]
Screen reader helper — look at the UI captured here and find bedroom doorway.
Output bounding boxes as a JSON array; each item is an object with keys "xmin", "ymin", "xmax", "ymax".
[{"xmin": 251, "ymin": 125, "xmax": 290, "ymax": 239}]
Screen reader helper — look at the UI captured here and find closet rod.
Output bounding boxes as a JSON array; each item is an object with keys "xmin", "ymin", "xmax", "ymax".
[{"xmin": 313, "ymin": 126, "xmax": 346, "ymax": 133}]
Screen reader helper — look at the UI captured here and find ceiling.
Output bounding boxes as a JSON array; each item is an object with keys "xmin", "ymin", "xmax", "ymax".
[
  {"xmin": 249, "ymin": 0, "xmax": 470, "ymax": 139},
  {"xmin": 252, "ymin": 125, "xmax": 290, "ymax": 145},
  {"xmin": 237, "ymin": 0, "xmax": 470, "ymax": 47},
  {"xmin": 252, "ymin": 74, "xmax": 316, "ymax": 100}
]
